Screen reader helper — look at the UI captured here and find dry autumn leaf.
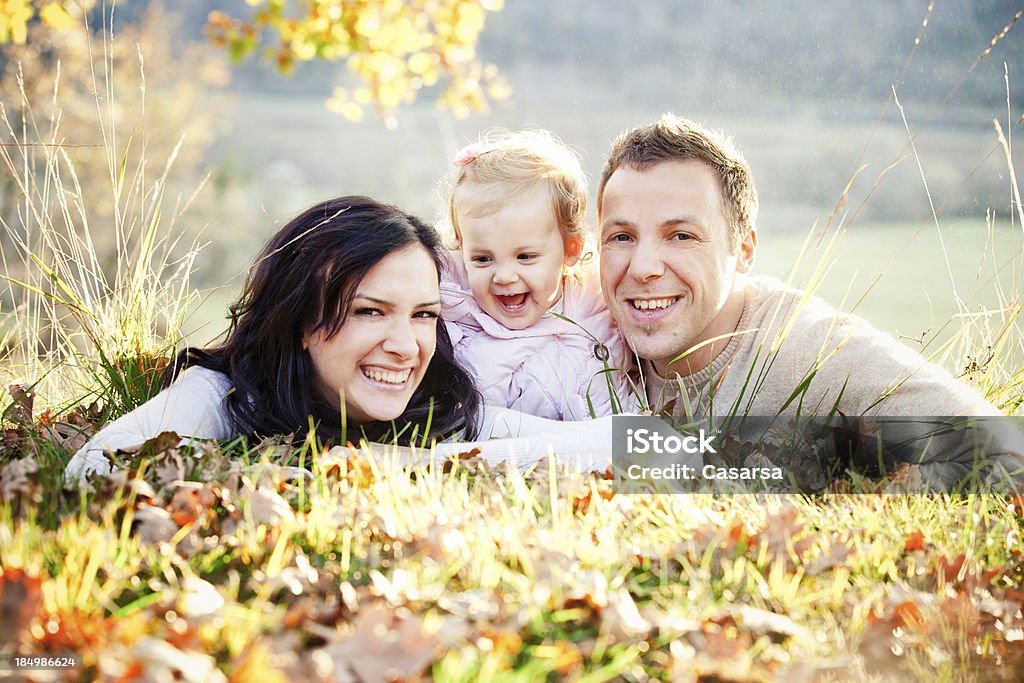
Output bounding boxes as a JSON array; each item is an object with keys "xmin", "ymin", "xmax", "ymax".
[
  {"xmin": 315, "ymin": 603, "xmax": 441, "ymax": 683},
  {"xmin": 6, "ymin": 384, "xmax": 34, "ymax": 424},
  {"xmin": 713, "ymin": 604, "xmax": 811, "ymax": 644},
  {"xmin": 0, "ymin": 456, "xmax": 40, "ymax": 503},
  {"xmin": 807, "ymin": 537, "xmax": 854, "ymax": 574},
  {"xmin": 133, "ymin": 504, "xmax": 180, "ymax": 546},
  {"xmin": 228, "ymin": 641, "xmax": 290, "ymax": 683},
  {"xmin": 0, "ymin": 566, "xmax": 43, "ymax": 645},
  {"xmin": 601, "ymin": 588, "xmax": 653, "ymax": 640},
  {"xmin": 129, "ymin": 636, "xmax": 228, "ymax": 683},
  {"xmin": 178, "ymin": 576, "xmax": 226, "ymax": 619},
  {"xmin": 245, "ymin": 484, "xmax": 295, "ymax": 526},
  {"xmin": 904, "ymin": 529, "xmax": 926, "ymax": 552},
  {"xmin": 756, "ymin": 503, "xmax": 815, "ymax": 566}
]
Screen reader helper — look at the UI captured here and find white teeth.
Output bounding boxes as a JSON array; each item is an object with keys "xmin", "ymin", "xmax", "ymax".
[
  {"xmin": 363, "ymin": 368, "xmax": 411, "ymax": 385},
  {"xmin": 632, "ymin": 297, "xmax": 676, "ymax": 310}
]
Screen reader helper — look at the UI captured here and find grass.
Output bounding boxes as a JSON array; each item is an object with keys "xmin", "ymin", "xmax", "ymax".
[
  {"xmin": 2, "ymin": 440, "xmax": 1024, "ymax": 681},
  {"xmin": 2, "ymin": 10, "xmax": 1024, "ymax": 683}
]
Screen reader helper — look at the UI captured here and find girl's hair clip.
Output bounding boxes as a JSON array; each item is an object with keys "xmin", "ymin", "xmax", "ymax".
[{"xmin": 453, "ymin": 142, "xmax": 487, "ymax": 167}]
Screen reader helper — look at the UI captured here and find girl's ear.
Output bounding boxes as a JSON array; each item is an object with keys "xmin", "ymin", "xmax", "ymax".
[{"xmin": 563, "ymin": 234, "xmax": 584, "ymax": 267}]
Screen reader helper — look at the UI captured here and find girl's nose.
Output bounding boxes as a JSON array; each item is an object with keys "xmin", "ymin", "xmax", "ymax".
[{"xmin": 493, "ymin": 266, "xmax": 520, "ymax": 285}]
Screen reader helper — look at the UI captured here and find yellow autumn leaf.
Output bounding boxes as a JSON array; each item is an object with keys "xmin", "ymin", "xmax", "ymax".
[
  {"xmin": 339, "ymin": 101, "xmax": 364, "ymax": 122},
  {"xmin": 40, "ymin": 3, "xmax": 76, "ymax": 31},
  {"xmin": 10, "ymin": 19, "xmax": 28, "ymax": 44},
  {"xmin": 0, "ymin": 0, "xmax": 33, "ymax": 45}
]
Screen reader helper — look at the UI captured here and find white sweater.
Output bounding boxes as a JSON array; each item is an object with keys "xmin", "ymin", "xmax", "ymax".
[{"xmin": 64, "ymin": 366, "xmax": 616, "ymax": 481}]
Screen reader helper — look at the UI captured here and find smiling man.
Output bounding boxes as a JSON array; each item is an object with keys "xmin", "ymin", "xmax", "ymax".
[{"xmin": 597, "ymin": 115, "xmax": 1022, "ymax": 487}]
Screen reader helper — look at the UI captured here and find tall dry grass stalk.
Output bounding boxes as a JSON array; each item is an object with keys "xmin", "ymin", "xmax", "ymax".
[
  {"xmin": 0, "ymin": 29, "xmax": 205, "ymax": 420},
  {"xmin": 764, "ymin": 49, "xmax": 1024, "ymax": 416}
]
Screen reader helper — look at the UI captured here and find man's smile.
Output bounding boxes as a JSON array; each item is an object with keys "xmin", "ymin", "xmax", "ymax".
[{"xmin": 629, "ymin": 296, "xmax": 679, "ymax": 311}]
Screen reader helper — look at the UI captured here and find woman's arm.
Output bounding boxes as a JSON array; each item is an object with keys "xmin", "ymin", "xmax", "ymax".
[
  {"xmin": 64, "ymin": 367, "xmax": 236, "ymax": 481},
  {"xmin": 364, "ymin": 407, "xmax": 616, "ymax": 471},
  {"xmin": 470, "ymin": 405, "xmax": 617, "ymax": 470}
]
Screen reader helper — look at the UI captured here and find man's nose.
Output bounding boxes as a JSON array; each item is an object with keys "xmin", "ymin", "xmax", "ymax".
[{"xmin": 626, "ymin": 240, "xmax": 665, "ymax": 281}]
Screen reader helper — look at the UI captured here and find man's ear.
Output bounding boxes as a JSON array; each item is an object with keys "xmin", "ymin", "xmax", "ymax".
[
  {"xmin": 736, "ymin": 226, "xmax": 757, "ymax": 274},
  {"xmin": 564, "ymin": 234, "xmax": 584, "ymax": 267}
]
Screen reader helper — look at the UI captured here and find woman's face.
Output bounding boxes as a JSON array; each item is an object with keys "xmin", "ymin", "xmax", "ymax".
[{"xmin": 303, "ymin": 244, "xmax": 441, "ymax": 424}]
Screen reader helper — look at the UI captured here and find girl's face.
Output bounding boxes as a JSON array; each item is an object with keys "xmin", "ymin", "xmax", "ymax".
[
  {"xmin": 457, "ymin": 186, "xmax": 581, "ymax": 330},
  {"xmin": 303, "ymin": 245, "xmax": 441, "ymax": 424}
]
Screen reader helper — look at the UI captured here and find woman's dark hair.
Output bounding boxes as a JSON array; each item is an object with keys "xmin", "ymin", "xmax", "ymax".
[{"xmin": 168, "ymin": 196, "xmax": 480, "ymax": 443}]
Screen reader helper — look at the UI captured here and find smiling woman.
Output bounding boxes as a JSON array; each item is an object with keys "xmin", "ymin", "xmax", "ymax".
[
  {"xmin": 302, "ymin": 245, "xmax": 441, "ymax": 424},
  {"xmin": 65, "ymin": 197, "xmax": 481, "ymax": 479}
]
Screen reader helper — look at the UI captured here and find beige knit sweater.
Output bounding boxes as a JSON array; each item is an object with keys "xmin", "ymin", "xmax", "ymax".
[{"xmin": 641, "ymin": 276, "xmax": 1022, "ymax": 488}]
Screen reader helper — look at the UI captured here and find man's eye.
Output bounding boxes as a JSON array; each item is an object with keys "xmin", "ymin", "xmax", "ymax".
[
  {"xmin": 672, "ymin": 232, "xmax": 694, "ymax": 241},
  {"xmin": 607, "ymin": 233, "xmax": 633, "ymax": 243}
]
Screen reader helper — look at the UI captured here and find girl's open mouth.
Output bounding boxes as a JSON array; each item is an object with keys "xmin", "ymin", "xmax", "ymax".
[{"xmin": 496, "ymin": 293, "xmax": 529, "ymax": 311}]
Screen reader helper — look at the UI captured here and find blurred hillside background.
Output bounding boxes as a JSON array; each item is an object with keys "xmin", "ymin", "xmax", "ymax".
[{"xmin": 2, "ymin": 0, "xmax": 1023, "ymax": 356}]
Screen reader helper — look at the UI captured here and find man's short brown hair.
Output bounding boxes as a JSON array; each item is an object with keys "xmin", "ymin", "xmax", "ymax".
[{"xmin": 598, "ymin": 114, "xmax": 758, "ymax": 250}]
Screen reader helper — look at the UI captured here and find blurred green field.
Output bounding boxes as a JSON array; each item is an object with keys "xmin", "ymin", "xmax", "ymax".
[{"xmin": 755, "ymin": 218, "xmax": 1023, "ymax": 358}]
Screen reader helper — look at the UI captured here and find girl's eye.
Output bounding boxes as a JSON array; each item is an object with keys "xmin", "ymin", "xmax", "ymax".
[
  {"xmin": 470, "ymin": 255, "xmax": 492, "ymax": 265},
  {"xmin": 517, "ymin": 253, "xmax": 537, "ymax": 261}
]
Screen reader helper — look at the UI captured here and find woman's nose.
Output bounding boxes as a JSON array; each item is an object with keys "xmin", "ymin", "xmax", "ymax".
[{"xmin": 382, "ymin": 320, "xmax": 418, "ymax": 357}]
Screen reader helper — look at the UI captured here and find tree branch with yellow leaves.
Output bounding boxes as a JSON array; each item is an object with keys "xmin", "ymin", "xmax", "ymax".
[{"xmin": 206, "ymin": 0, "xmax": 510, "ymax": 125}]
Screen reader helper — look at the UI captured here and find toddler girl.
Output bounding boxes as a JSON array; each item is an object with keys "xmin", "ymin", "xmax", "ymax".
[{"xmin": 441, "ymin": 129, "xmax": 636, "ymax": 420}]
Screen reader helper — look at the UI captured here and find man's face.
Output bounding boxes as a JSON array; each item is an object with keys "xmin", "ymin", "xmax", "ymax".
[{"xmin": 599, "ymin": 159, "xmax": 756, "ymax": 375}]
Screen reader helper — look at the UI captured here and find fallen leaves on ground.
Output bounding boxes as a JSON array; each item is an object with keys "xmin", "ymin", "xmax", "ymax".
[{"xmin": 2, "ymin": 433, "xmax": 1023, "ymax": 682}]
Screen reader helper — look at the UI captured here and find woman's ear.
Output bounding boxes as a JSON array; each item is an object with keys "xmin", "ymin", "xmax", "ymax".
[{"xmin": 563, "ymin": 234, "xmax": 584, "ymax": 267}]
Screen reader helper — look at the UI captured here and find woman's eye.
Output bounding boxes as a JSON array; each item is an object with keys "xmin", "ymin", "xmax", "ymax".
[
  {"xmin": 414, "ymin": 310, "xmax": 440, "ymax": 320},
  {"xmin": 354, "ymin": 307, "xmax": 382, "ymax": 317}
]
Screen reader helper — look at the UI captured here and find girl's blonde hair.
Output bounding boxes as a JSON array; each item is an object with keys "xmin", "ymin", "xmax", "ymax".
[{"xmin": 445, "ymin": 129, "xmax": 588, "ymax": 257}]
